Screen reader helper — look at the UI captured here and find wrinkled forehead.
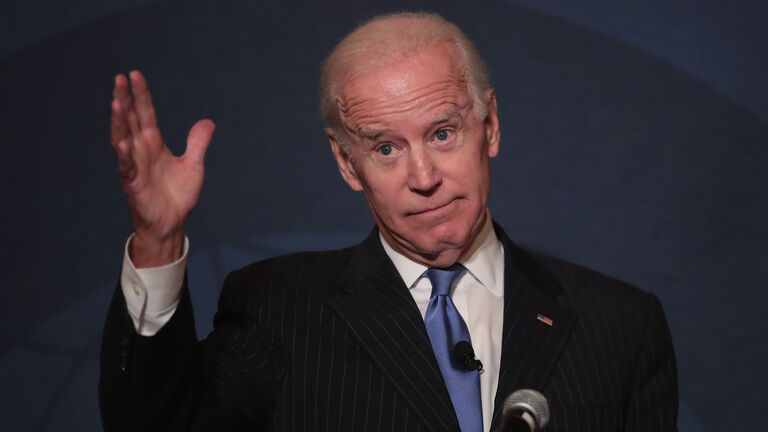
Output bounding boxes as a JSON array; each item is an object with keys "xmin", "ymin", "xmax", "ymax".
[{"xmin": 335, "ymin": 42, "xmax": 471, "ymax": 129}]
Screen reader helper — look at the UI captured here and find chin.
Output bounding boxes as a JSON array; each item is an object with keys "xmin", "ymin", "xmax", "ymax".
[
  {"xmin": 428, "ymin": 217, "xmax": 474, "ymax": 243},
  {"xmin": 413, "ymin": 226, "xmax": 471, "ymax": 256},
  {"xmin": 382, "ymin": 211, "xmax": 479, "ymax": 262}
]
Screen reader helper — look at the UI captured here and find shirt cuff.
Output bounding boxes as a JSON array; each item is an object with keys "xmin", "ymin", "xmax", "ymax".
[{"xmin": 120, "ymin": 233, "xmax": 189, "ymax": 336}]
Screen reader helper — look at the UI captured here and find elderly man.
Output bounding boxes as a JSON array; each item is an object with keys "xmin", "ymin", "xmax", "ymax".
[{"xmin": 100, "ymin": 12, "xmax": 678, "ymax": 432}]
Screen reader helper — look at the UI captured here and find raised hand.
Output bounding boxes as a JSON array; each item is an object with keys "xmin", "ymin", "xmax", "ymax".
[{"xmin": 111, "ymin": 71, "xmax": 215, "ymax": 267}]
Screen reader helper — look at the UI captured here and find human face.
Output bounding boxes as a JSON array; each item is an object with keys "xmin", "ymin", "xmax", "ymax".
[{"xmin": 329, "ymin": 42, "xmax": 500, "ymax": 267}]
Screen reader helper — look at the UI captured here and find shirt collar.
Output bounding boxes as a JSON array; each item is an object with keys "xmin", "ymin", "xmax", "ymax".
[{"xmin": 379, "ymin": 211, "xmax": 504, "ymax": 296}]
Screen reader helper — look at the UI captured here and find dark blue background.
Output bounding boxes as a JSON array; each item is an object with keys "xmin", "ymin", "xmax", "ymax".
[{"xmin": 1, "ymin": 0, "xmax": 766, "ymax": 430}]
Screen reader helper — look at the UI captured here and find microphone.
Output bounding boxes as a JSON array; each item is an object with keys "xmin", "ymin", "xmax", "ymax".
[
  {"xmin": 498, "ymin": 389, "xmax": 550, "ymax": 432},
  {"xmin": 453, "ymin": 341, "xmax": 483, "ymax": 373}
]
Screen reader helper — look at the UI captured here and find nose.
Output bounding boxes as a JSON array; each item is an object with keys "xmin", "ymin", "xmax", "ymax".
[{"xmin": 406, "ymin": 147, "xmax": 442, "ymax": 194}]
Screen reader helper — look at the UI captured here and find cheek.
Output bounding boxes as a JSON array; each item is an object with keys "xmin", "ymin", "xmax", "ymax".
[
  {"xmin": 445, "ymin": 155, "xmax": 483, "ymax": 185},
  {"xmin": 361, "ymin": 173, "xmax": 406, "ymax": 217},
  {"xmin": 446, "ymin": 159, "xmax": 492, "ymax": 208}
]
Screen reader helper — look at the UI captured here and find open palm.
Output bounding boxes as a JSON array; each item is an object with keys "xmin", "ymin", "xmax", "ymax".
[{"xmin": 111, "ymin": 71, "xmax": 214, "ymax": 266}]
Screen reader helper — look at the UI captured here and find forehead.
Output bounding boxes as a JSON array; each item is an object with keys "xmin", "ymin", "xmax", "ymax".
[{"xmin": 336, "ymin": 42, "xmax": 471, "ymax": 132}]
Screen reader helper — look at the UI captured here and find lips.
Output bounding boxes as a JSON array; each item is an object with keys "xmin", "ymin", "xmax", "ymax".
[{"xmin": 408, "ymin": 198, "xmax": 458, "ymax": 216}]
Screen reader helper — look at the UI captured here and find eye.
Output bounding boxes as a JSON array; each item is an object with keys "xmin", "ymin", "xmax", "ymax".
[
  {"xmin": 379, "ymin": 144, "xmax": 393, "ymax": 155},
  {"xmin": 435, "ymin": 129, "xmax": 451, "ymax": 141}
]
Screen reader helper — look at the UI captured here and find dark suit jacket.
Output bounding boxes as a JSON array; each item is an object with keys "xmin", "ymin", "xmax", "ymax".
[{"xmin": 99, "ymin": 224, "xmax": 678, "ymax": 431}]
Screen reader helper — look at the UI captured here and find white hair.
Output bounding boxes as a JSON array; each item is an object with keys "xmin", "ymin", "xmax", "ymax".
[{"xmin": 319, "ymin": 12, "xmax": 491, "ymax": 154}]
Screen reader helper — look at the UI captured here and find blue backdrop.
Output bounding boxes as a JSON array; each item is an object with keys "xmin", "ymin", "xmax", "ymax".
[{"xmin": 1, "ymin": 0, "xmax": 766, "ymax": 430}]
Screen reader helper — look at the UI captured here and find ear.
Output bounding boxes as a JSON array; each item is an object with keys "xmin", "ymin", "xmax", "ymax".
[
  {"xmin": 328, "ymin": 128, "xmax": 364, "ymax": 192},
  {"xmin": 483, "ymin": 88, "xmax": 500, "ymax": 159}
]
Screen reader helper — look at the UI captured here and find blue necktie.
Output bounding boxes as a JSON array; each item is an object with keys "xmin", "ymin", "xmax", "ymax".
[{"xmin": 424, "ymin": 265, "xmax": 483, "ymax": 432}]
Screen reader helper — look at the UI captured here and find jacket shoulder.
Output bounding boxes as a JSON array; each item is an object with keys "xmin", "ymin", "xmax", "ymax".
[
  {"xmin": 215, "ymin": 247, "xmax": 355, "ymax": 316},
  {"xmin": 495, "ymin": 221, "xmax": 654, "ymax": 306},
  {"xmin": 533, "ymin": 252, "xmax": 651, "ymax": 303}
]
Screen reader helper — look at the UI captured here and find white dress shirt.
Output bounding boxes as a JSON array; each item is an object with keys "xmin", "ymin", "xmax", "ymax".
[
  {"xmin": 121, "ymin": 215, "xmax": 504, "ymax": 431},
  {"xmin": 120, "ymin": 234, "xmax": 188, "ymax": 336}
]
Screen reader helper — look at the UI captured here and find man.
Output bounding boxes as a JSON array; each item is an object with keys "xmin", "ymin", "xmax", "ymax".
[{"xmin": 100, "ymin": 12, "xmax": 678, "ymax": 431}]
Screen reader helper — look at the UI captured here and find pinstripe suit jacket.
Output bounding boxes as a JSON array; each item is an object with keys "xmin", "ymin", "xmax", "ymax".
[{"xmin": 99, "ymin": 223, "xmax": 678, "ymax": 431}]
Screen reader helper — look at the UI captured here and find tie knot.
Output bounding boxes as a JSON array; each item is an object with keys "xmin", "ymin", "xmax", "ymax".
[{"xmin": 425, "ymin": 264, "xmax": 467, "ymax": 297}]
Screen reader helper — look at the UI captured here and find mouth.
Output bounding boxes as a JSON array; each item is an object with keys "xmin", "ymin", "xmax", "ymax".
[{"xmin": 408, "ymin": 198, "xmax": 458, "ymax": 216}]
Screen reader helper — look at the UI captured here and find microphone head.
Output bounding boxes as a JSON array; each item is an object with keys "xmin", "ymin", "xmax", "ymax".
[
  {"xmin": 503, "ymin": 389, "xmax": 550, "ymax": 430},
  {"xmin": 454, "ymin": 340, "xmax": 474, "ymax": 358},
  {"xmin": 453, "ymin": 341, "xmax": 483, "ymax": 372}
]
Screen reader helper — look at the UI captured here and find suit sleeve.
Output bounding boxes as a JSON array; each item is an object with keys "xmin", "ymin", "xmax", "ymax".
[
  {"xmin": 99, "ymin": 270, "xmax": 284, "ymax": 431},
  {"xmin": 624, "ymin": 294, "xmax": 679, "ymax": 431}
]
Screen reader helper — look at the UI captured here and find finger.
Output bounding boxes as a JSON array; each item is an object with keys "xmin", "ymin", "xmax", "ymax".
[
  {"xmin": 129, "ymin": 70, "xmax": 158, "ymax": 129},
  {"xmin": 184, "ymin": 119, "xmax": 215, "ymax": 167},
  {"xmin": 113, "ymin": 74, "xmax": 133, "ymax": 114},
  {"xmin": 113, "ymin": 139, "xmax": 138, "ymax": 183},
  {"xmin": 113, "ymin": 73, "xmax": 141, "ymax": 137},
  {"xmin": 111, "ymin": 99, "xmax": 130, "ymax": 148}
]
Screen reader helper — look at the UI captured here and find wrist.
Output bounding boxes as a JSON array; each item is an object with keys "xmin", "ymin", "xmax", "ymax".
[{"xmin": 130, "ymin": 229, "xmax": 185, "ymax": 268}]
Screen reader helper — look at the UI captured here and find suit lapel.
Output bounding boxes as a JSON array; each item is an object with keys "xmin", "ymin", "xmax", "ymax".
[
  {"xmin": 490, "ymin": 224, "xmax": 578, "ymax": 429},
  {"xmin": 326, "ymin": 230, "xmax": 460, "ymax": 432}
]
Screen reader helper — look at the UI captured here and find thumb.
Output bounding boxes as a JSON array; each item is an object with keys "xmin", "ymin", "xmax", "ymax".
[{"xmin": 185, "ymin": 119, "xmax": 215, "ymax": 166}]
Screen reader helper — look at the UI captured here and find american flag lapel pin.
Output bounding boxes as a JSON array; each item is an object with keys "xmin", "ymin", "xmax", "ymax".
[{"xmin": 537, "ymin": 313, "xmax": 553, "ymax": 326}]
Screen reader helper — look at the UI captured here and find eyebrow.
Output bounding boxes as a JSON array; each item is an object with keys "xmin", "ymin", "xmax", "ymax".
[
  {"xmin": 357, "ymin": 128, "xmax": 383, "ymax": 140},
  {"xmin": 355, "ymin": 111, "xmax": 462, "ymax": 141},
  {"xmin": 431, "ymin": 111, "xmax": 460, "ymax": 126}
]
